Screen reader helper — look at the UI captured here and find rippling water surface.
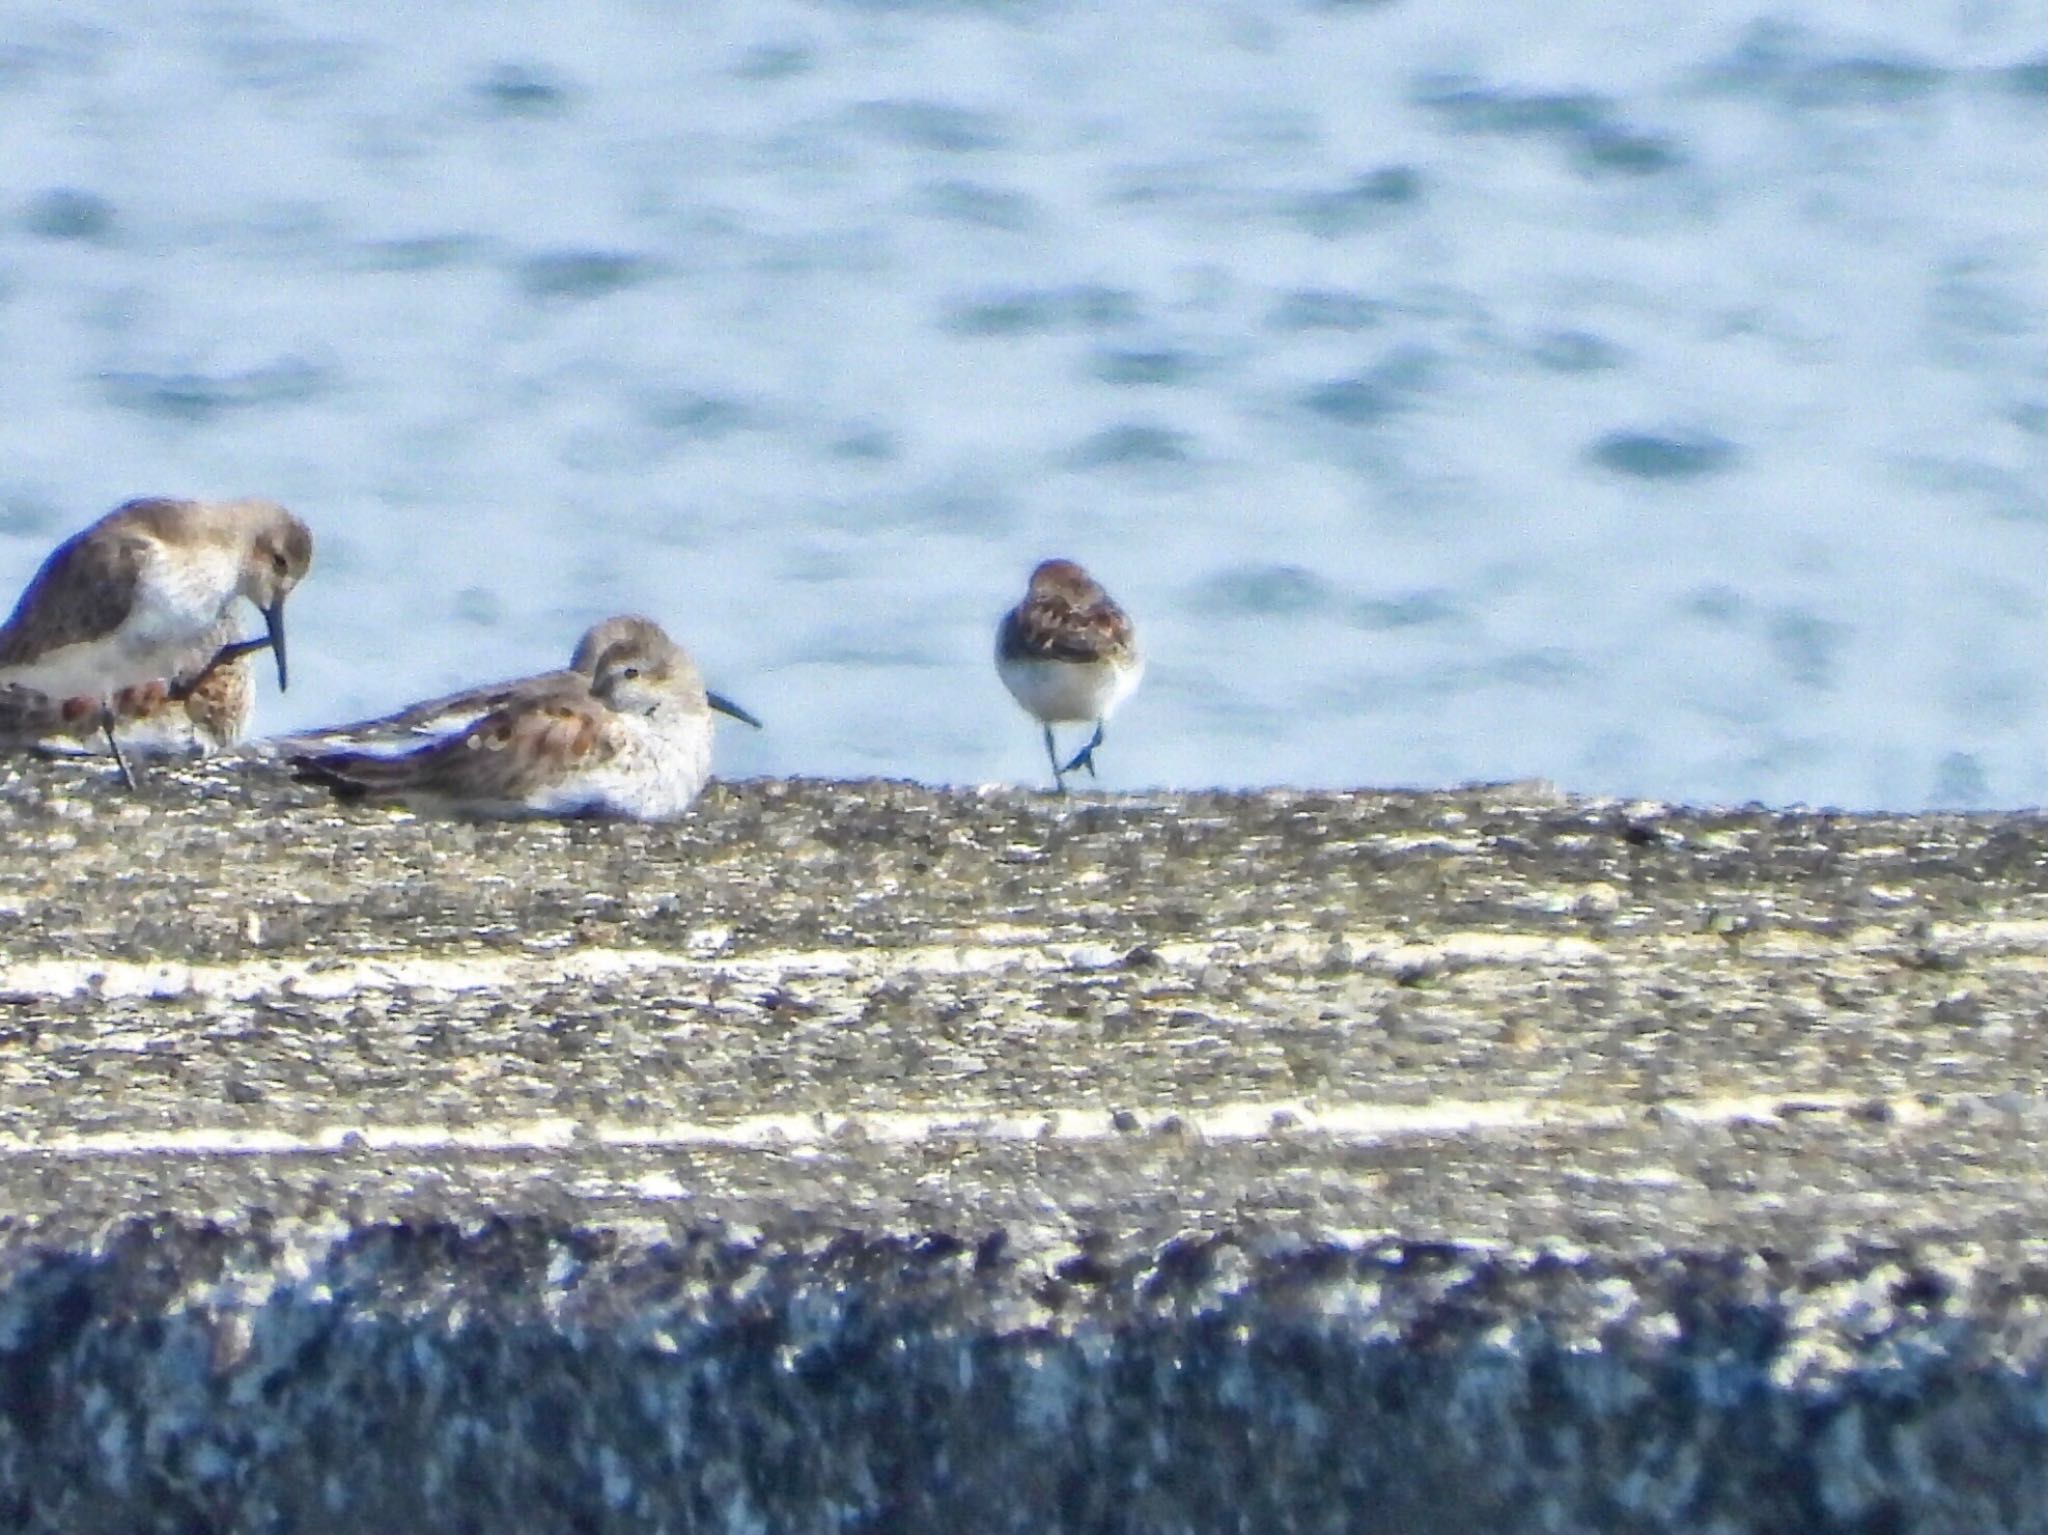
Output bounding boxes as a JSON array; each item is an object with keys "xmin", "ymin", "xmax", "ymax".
[{"xmin": 1, "ymin": 2, "xmax": 2042, "ymax": 805}]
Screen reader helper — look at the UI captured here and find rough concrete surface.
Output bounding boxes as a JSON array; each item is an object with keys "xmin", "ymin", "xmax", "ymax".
[{"xmin": 7, "ymin": 755, "xmax": 2048, "ymax": 1531}]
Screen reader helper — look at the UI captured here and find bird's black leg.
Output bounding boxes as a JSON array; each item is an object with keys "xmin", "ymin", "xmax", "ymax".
[
  {"xmin": 1060, "ymin": 721, "xmax": 1105, "ymax": 780},
  {"xmin": 100, "ymin": 708, "xmax": 137, "ymax": 791},
  {"xmin": 1042, "ymin": 724, "xmax": 1067, "ymax": 793}
]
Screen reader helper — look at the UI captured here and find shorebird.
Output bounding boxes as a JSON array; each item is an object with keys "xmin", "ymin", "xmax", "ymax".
[
  {"xmin": 996, "ymin": 558, "xmax": 1143, "ymax": 791},
  {"xmin": 0, "ymin": 496, "xmax": 312, "ymax": 783},
  {"xmin": 273, "ymin": 613, "xmax": 760, "ymax": 752},
  {"xmin": 290, "ymin": 621, "xmax": 750, "ymax": 821},
  {"xmin": 1, "ymin": 617, "xmax": 256, "ymax": 758}
]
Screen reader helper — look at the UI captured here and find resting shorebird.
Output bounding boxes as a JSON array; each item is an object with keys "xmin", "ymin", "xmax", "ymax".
[
  {"xmin": 0, "ymin": 496, "xmax": 311, "ymax": 783},
  {"xmin": 996, "ymin": 558, "xmax": 1143, "ymax": 791},
  {"xmin": 1, "ymin": 617, "xmax": 256, "ymax": 759},
  {"xmin": 273, "ymin": 613, "xmax": 759, "ymax": 753},
  {"xmin": 291, "ymin": 621, "xmax": 750, "ymax": 821}
]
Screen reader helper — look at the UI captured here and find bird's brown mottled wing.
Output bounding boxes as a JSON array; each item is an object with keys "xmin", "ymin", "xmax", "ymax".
[
  {"xmin": 1, "ymin": 666, "xmax": 246, "ymax": 746},
  {"xmin": 293, "ymin": 686, "xmax": 617, "ymax": 803},
  {"xmin": 0, "ymin": 684, "xmax": 80, "ymax": 740},
  {"xmin": 1005, "ymin": 591, "xmax": 1134, "ymax": 665},
  {"xmin": 177, "ymin": 653, "xmax": 254, "ymax": 748},
  {"xmin": 0, "ymin": 523, "xmax": 152, "ymax": 665},
  {"xmin": 283, "ymin": 668, "xmax": 579, "ymax": 748},
  {"xmin": 0, "ymin": 677, "xmax": 182, "ymax": 743}
]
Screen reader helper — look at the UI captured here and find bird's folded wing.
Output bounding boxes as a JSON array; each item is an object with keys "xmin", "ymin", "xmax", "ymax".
[
  {"xmin": 295, "ymin": 688, "xmax": 615, "ymax": 801},
  {"xmin": 0, "ymin": 527, "xmax": 152, "ymax": 665}
]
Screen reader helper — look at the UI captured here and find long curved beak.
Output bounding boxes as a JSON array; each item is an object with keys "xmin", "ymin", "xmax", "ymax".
[
  {"xmin": 263, "ymin": 601, "xmax": 289, "ymax": 690},
  {"xmin": 707, "ymin": 689, "xmax": 762, "ymax": 729}
]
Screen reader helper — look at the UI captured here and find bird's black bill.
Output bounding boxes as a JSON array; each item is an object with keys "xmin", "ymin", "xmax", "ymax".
[
  {"xmin": 708, "ymin": 690, "xmax": 763, "ymax": 729},
  {"xmin": 264, "ymin": 601, "xmax": 289, "ymax": 690}
]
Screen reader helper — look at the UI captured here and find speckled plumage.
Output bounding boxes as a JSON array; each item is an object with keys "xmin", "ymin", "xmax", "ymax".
[
  {"xmin": 275, "ymin": 616, "xmax": 664, "ymax": 754},
  {"xmin": 291, "ymin": 622, "xmax": 732, "ymax": 821},
  {"xmin": 996, "ymin": 559, "xmax": 1142, "ymax": 789},
  {"xmin": 274, "ymin": 614, "xmax": 759, "ymax": 757},
  {"xmin": 2, "ymin": 618, "xmax": 255, "ymax": 758},
  {"xmin": 0, "ymin": 496, "xmax": 310, "ymax": 775},
  {"xmin": 0, "ymin": 497, "xmax": 309, "ymax": 693}
]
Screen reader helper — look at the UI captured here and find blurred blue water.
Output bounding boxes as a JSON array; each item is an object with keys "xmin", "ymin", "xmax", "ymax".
[{"xmin": 0, "ymin": 0, "xmax": 2042, "ymax": 806}]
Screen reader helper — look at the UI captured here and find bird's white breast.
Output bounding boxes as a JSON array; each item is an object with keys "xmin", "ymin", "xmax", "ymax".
[
  {"xmin": 997, "ymin": 653, "xmax": 1143, "ymax": 725},
  {"xmin": 530, "ymin": 711, "xmax": 715, "ymax": 821}
]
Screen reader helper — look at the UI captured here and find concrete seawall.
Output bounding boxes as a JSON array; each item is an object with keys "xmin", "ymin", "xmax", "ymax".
[{"xmin": 6, "ymin": 756, "xmax": 2048, "ymax": 1532}]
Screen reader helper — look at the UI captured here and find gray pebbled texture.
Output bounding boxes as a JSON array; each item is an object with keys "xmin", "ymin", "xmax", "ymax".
[{"xmin": 8, "ymin": 757, "xmax": 2048, "ymax": 1530}]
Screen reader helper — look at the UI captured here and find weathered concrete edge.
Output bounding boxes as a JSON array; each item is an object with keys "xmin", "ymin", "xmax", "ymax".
[
  {"xmin": 3, "ymin": 1215, "xmax": 2046, "ymax": 1534},
  {"xmin": 11, "ymin": 769, "xmax": 2048, "ymax": 1529}
]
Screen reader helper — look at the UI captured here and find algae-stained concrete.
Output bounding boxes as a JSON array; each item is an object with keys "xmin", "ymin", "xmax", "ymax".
[{"xmin": 6, "ymin": 754, "xmax": 2048, "ymax": 1532}]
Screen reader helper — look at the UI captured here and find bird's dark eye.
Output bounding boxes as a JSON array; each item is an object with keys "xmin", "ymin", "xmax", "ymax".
[
  {"xmin": 620, "ymin": 666, "xmax": 641, "ymax": 681},
  {"xmin": 271, "ymin": 551, "xmax": 289, "ymax": 575}
]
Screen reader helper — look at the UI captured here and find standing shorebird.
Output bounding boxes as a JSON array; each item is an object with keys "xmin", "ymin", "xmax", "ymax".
[
  {"xmin": 0, "ymin": 496, "xmax": 312, "ymax": 783},
  {"xmin": 273, "ymin": 613, "xmax": 759, "ymax": 753},
  {"xmin": 996, "ymin": 558, "xmax": 1143, "ymax": 791},
  {"xmin": 290, "ymin": 621, "xmax": 751, "ymax": 821}
]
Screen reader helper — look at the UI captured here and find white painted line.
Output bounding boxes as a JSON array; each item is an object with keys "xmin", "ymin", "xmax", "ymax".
[
  {"xmin": 0, "ymin": 928, "xmax": 1620, "ymax": 1004},
  {"xmin": 0, "ymin": 1090, "xmax": 1921, "ymax": 1165},
  {"xmin": 17, "ymin": 908, "xmax": 2048, "ymax": 1009}
]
